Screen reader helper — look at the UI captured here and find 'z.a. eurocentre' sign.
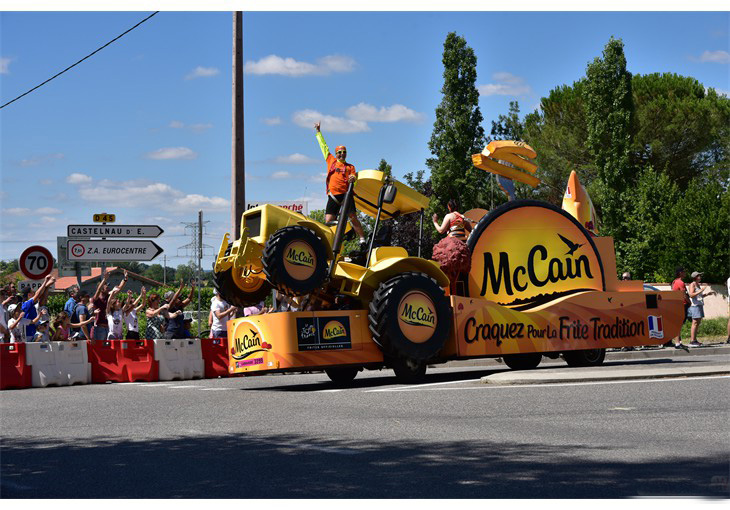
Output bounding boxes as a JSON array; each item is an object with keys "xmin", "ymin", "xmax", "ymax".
[
  {"xmin": 465, "ymin": 200, "xmax": 605, "ymax": 310},
  {"xmin": 68, "ymin": 225, "xmax": 164, "ymax": 238}
]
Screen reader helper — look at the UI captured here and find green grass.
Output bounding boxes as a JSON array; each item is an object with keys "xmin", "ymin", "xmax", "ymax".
[{"xmin": 676, "ymin": 316, "xmax": 729, "ymax": 344}]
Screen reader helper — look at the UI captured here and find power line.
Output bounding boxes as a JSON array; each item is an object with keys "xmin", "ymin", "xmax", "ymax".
[{"xmin": 0, "ymin": 11, "xmax": 159, "ymax": 110}]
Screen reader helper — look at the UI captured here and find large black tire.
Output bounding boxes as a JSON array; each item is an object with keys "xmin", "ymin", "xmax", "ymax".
[
  {"xmin": 325, "ymin": 366, "xmax": 359, "ymax": 385},
  {"xmin": 390, "ymin": 357, "xmax": 427, "ymax": 383},
  {"xmin": 213, "ymin": 268, "xmax": 272, "ymax": 308},
  {"xmin": 262, "ymin": 226, "xmax": 328, "ymax": 296},
  {"xmin": 368, "ymin": 272, "xmax": 452, "ymax": 361},
  {"xmin": 562, "ymin": 348, "xmax": 606, "ymax": 367},
  {"xmin": 502, "ymin": 353, "xmax": 542, "ymax": 370}
]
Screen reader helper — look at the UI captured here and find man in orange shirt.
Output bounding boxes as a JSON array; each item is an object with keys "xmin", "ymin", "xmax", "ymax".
[
  {"xmin": 315, "ymin": 121, "xmax": 366, "ymax": 245},
  {"xmin": 670, "ymin": 266, "xmax": 690, "ymax": 349}
]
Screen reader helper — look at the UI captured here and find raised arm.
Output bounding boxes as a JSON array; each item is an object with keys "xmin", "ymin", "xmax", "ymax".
[
  {"xmin": 93, "ymin": 272, "xmax": 110, "ymax": 302},
  {"xmin": 314, "ymin": 122, "xmax": 330, "ymax": 160},
  {"xmin": 134, "ymin": 287, "xmax": 147, "ymax": 313},
  {"xmin": 110, "ymin": 270, "xmax": 129, "ymax": 302},
  {"xmin": 181, "ymin": 281, "xmax": 195, "ymax": 307},
  {"xmin": 432, "ymin": 213, "xmax": 451, "ymax": 235}
]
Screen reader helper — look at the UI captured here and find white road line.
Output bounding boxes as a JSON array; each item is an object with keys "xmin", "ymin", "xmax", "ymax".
[
  {"xmin": 272, "ymin": 441, "xmax": 361, "ymax": 455},
  {"xmin": 167, "ymin": 385, "xmax": 199, "ymax": 389},
  {"xmin": 365, "ymin": 378, "xmax": 484, "ymax": 392},
  {"xmin": 316, "ymin": 389, "xmax": 345, "ymax": 393},
  {"xmin": 370, "ymin": 375, "xmax": 730, "ymax": 392},
  {"xmin": 198, "ymin": 388, "xmax": 235, "ymax": 391}
]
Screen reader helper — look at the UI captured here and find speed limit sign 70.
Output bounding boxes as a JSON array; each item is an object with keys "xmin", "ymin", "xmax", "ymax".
[{"xmin": 19, "ymin": 245, "xmax": 54, "ymax": 280}]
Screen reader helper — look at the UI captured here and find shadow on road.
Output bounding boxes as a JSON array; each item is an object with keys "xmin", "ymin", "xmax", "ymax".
[{"xmin": 1, "ymin": 433, "xmax": 727, "ymax": 498}]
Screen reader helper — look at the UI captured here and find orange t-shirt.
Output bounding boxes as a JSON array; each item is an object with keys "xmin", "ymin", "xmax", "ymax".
[{"xmin": 326, "ymin": 154, "xmax": 356, "ymax": 195}]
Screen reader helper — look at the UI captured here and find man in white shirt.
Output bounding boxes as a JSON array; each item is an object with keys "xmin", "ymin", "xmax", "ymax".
[{"xmin": 210, "ymin": 289, "xmax": 237, "ymax": 338}]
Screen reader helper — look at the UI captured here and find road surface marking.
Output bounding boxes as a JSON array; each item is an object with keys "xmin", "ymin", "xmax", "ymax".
[
  {"xmin": 365, "ymin": 378, "xmax": 481, "ymax": 392},
  {"xmin": 167, "ymin": 385, "xmax": 199, "ymax": 389},
  {"xmin": 199, "ymin": 388, "xmax": 235, "ymax": 391},
  {"xmin": 370, "ymin": 375, "xmax": 729, "ymax": 392}
]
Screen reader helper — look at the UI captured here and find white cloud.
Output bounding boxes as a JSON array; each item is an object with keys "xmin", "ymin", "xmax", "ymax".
[
  {"xmin": 292, "ymin": 109, "xmax": 369, "ymax": 133},
  {"xmin": 245, "ymin": 54, "xmax": 355, "ymax": 76},
  {"xmin": 272, "ymin": 171, "xmax": 292, "ymax": 180},
  {"xmin": 2, "ymin": 207, "xmax": 62, "ymax": 216},
  {"xmin": 274, "ymin": 153, "xmax": 318, "ymax": 165},
  {"xmin": 145, "ymin": 147, "xmax": 198, "ymax": 160},
  {"xmin": 293, "ymin": 193, "xmax": 326, "ymax": 211},
  {"xmin": 169, "ymin": 121, "xmax": 213, "ymax": 133},
  {"xmin": 478, "ymin": 72, "xmax": 532, "ymax": 97},
  {"xmin": 0, "ymin": 57, "xmax": 10, "ymax": 74},
  {"xmin": 66, "ymin": 173, "xmax": 92, "ymax": 184},
  {"xmin": 20, "ymin": 153, "xmax": 64, "ymax": 167},
  {"xmin": 309, "ymin": 172, "xmax": 327, "ymax": 183},
  {"xmin": 695, "ymin": 50, "xmax": 730, "ymax": 64},
  {"xmin": 345, "ymin": 103, "xmax": 424, "ymax": 123},
  {"xmin": 74, "ymin": 178, "xmax": 229, "ymax": 213},
  {"xmin": 185, "ymin": 66, "xmax": 220, "ymax": 80},
  {"xmin": 262, "ymin": 116, "xmax": 282, "ymax": 125}
]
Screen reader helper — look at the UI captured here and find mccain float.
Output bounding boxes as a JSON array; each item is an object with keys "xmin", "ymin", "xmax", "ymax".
[{"xmin": 213, "ymin": 141, "xmax": 683, "ymax": 383}]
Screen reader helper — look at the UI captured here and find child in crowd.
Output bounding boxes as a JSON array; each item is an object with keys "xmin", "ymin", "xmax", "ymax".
[
  {"xmin": 123, "ymin": 287, "xmax": 146, "ymax": 339},
  {"xmin": 7, "ymin": 304, "xmax": 37, "ymax": 343},
  {"xmin": 33, "ymin": 319, "xmax": 51, "ymax": 343},
  {"xmin": 106, "ymin": 297, "xmax": 124, "ymax": 340},
  {"xmin": 51, "ymin": 311, "xmax": 95, "ymax": 341}
]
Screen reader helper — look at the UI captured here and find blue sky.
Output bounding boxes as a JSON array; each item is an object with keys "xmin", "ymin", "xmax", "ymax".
[{"xmin": 1, "ymin": 10, "xmax": 728, "ymax": 271}]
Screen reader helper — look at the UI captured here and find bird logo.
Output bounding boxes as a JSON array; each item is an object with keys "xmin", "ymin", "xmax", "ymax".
[{"xmin": 557, "ymin": 233, "xmax": 584, "ymax": 255}]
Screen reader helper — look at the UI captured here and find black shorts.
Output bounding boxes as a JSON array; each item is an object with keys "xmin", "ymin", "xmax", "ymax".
[
  {"xmin": 326, "ymin": 194, "xmax": 346, "ymax": 216},
  {"xmin": 125, "ymin": 330, "xmax": 140, "ymax": 339}
]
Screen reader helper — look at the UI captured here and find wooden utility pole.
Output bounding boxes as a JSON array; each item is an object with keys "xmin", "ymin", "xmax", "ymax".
[{"xmin": 231, "ymin": 11, "xmax": 245, "ymax": 239}]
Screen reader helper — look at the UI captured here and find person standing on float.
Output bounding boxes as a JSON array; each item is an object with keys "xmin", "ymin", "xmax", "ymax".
[
  {"xmin": 314, "ymin": 121, "xmax": 366, "ymax": 246},
  {"xmin": 432, "ymin": 198, "xmax": 473, "ymax": 293}
]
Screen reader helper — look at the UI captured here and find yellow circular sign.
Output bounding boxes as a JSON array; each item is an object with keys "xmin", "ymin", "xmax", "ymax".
[
  {"xmin": 231, "ymin": 321, "xmax": 266, "ymax": 360},
  {"xmin": 397, "ymin": 291, "xmax": 437, "ymax": 344},
  {"xmin": 467, "ymin": 202, "xmax": 604, "ymax": 308},
  {"xmin": 283, "ymin": 240, "xmax": 316, "ymax": 281}
]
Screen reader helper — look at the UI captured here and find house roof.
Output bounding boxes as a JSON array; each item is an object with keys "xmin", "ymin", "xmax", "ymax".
[{"xmin": 53, "ymin": 267, "xmax": 164, "ymax": 290}]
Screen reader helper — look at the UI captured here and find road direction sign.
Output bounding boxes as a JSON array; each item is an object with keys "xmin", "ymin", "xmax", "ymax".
[
  {"xmin": 67, "ymin": 225, "xmax": 164, "ymax": 238},
  {"xmin": 67, "ymin": 240, "xmax": 163, "ymax": 262},
  {"xmin": 56, "ymin": 237, "xmax": 92, "ymax": 277},
  {"xmin": 17, "ymin": 279, "xmax": 55, "ymax": 293},
  {"xmin": 19, "ymin": 245, "xmax": 54, "ymax": 280},
  {"xmin": 93, "ymin": 213, "xmax": 116, "ymax": 223}
]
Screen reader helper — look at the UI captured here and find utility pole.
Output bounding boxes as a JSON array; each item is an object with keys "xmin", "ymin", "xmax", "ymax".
[
  {"xmin": 231, "ymin": 11, "xmax": 245, "ymax": 239},
  {"xmin": 163, "ymin": 255, "xmax": 167, "ymax": 285},
  {"xmin": 197, "ymin": 210, "xmax": 203, "ymax": 330}
]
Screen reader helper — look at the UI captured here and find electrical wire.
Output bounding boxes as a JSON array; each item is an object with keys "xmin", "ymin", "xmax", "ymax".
[{"xmin": 0, "ymin": 11, "xmax": 159, "ymax": 110}]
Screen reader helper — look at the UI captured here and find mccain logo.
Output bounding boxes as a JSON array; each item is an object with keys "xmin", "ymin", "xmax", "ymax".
[
  {"xmin": 322, "ymin": 321, "xmax": 347, "ymax": 340},
  {"xmin": 466, "ymin": 201, "xmax": 605, "ymax": 309},
  {"xmin": 285, "ymin": 246, "xmax": 314, "ymax": 268},
  {"xmin": 480, "ymin": 234, "xmax": 593, "ymax": 297},
  {"xmin": 231, "ymin": 323, "xmax": 270, "ymax": 360},
  {"xmin": 399, "ymin": 302, "xmax": 436, "ymax": 328}
]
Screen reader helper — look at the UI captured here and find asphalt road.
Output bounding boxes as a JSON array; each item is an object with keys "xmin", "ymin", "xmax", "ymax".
[{"xmin": 1, "ymin": 353, "xmax": 729, "ymax": 498}]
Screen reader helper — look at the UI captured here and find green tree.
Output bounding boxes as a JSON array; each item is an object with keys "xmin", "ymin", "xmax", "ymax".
[
  {"xmin": 176, "ymin": 262, "xmax": 196, "ymax": 283},
  {"xmin": 376, "ymin": 158, "xmax": 392, "ymax": 178},
  {"xmin": 631, "ymin": 73, "xmax": 730, "ymax": 187},
  {"xmin": 491, "ymin": 100, "xmax": 524, "ymax": 141},
  {"xmin": 390, "ymin": 170, "xmax": 440, "ymax": 259},
  {"xmin": 524, "ymin": 81, "xmax": 599, "ymax": 206},
  {"xmin": 584, "ymin": 36, "xmax": 634, "ymax": 240},
  {"xmin": 427, "ymin": 32, "xmax": 487, "ymax": 217}
]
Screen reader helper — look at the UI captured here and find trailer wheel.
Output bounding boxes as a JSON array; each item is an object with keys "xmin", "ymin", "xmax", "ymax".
[
  {"xmin": 562, "ymin": 348, "xmax": 606, "ymax": 367},
  {"xmin": 325, "ymin": 367, "xmax": 359, "ymax": 385},
  {"xmin": 369, "ymin": 272, "xmax": 452, "ymax": 361},
  {"xmin": 262, "ymin": 226, "xmax": 328, "ymax": 296},
  {"xmin": 213, "ymin": 268, "xmax": 272, "ymax": 308},
  {"xmin": 502, "ymin": 353, "xmax": 542, "ymax": 370},
  {"xmin": 390, "ymin": 357, "xmax": 427, "ymax": 383}
]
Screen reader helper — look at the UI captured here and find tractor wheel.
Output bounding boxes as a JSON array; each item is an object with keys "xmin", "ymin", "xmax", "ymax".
[
  {"xmin": 502, "ymin": 353, "xmax": 542, "ymax": 371},
  {"xmin": 390, "ymin": 357, "xmax": 427, "ymax": 383},
  {"xmin": 213, "ymin": 268, "xmax": 272, "ymax": 308},
  {"xmin": 325, "ymin": 366, "xmax": 359, "ymax": 385},
  {"xmin": 562, "ymin": 348, "xmax": 606, "ymax": 367},
  {"xmin": 368, "ymin": 272, "xmax": 452, "ymax": 361},
  {"xmin": 262, "ymin": 226, "xmax": 328, "ymax": 296}
]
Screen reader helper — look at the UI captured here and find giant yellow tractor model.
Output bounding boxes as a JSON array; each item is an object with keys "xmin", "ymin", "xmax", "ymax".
[{"xmin": 214, "ymin": 141, "xmax": 684, "ymax": 385}]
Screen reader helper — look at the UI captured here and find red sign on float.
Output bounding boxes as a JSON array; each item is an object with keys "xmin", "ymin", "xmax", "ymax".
[{"xmin": 19, "ymin": 245, "xmax": 54, "ymax": 280}]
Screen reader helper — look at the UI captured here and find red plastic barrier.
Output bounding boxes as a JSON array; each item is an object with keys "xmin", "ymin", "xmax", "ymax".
[
  {"xmin": 89, "ymin": 339, "xmax": 158, "ymax": 383},
  {"xmin": 1, "ymin": 343, "xmax": 32, "ymax": 390},
  {"xmin": 200, "ymin": 338, "xmax": 231, "ymax": 378}
]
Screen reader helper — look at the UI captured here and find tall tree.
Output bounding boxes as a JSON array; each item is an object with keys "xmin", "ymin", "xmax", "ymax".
[
  {"xmin": 427, "ymin": 32, "xmax": 487, "ymax": 217},
  {"xmin": 376, "ymin": 158, "xmax": 393, "ymax": 178},
  {"xmin": 583, "ymin": 36, "xmax": 634, "ymax": 240}
]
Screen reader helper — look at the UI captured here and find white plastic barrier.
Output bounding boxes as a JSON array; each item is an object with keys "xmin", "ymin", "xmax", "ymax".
[
  {"xmin": 55, "ymin": 341, "xmax": 91, "ymax": 385},
  {"xmin": 181, "ymin": 339, "xmax": 204, "ymax": 380},
  {"xmin": 24, "ymin": 342, "xmax": 66, "ymax": 387},
  {"xmin": 153, "ymin": 339, "xmax": 186, "ymax": 381}
]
